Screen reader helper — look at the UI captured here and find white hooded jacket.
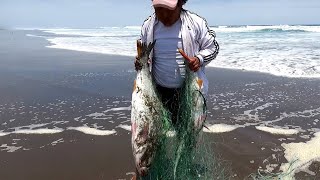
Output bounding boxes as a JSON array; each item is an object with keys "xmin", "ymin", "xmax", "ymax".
[{"xmin": 140, "ymin": 9, "xmax": 219, "ymax": 94}]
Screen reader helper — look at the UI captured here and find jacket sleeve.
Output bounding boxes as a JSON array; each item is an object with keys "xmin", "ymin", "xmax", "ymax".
[
  {"xmin": 140, "ymin": 16, "xmax": 151, "ymax": 44},
  {"xmin": 140, "ymin": 24, "xmax": 147, "ymax": 44},
  {"xmin": 195, "ymin": 19, "xmax": 219, "ymax": 67}
]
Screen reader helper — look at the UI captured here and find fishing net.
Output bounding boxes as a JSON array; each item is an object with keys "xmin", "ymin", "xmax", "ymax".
[
  {"xmin": 133, "ymin": 41, "xmax": 297, "ymax": 180},
  {"xmin": 138, "ymin": 69, "xmax": 230, "ymax": 180}
]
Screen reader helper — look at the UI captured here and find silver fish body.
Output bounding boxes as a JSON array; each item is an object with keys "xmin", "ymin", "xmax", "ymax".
[{"xmin": 131, "ymin": 41, "xmax": 163, "ymax": 175}]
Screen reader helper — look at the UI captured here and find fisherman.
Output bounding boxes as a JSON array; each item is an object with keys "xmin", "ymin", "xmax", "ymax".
[{"xmin": 133, "ymin": 0, "xmax": 219, "ymax": 178}]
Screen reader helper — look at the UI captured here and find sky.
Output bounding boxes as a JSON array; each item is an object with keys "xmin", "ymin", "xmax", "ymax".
[{"xmin": 0, "ymin": 0, "xmax": 319, "ymax": 28}]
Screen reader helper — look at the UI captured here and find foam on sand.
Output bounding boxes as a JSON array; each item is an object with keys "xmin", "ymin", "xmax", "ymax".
[
  {"xmin": 86, "ymin": 112, "xmax": 105, "ymax": 117},
  {"xmin": 255, "ymin": 126, "xmax": 299, "ymax": 135},
  {"xmin": 0, "ymin": 144, "xmax": 22, "ymax": 152},
  {"xmin": 104, "ymin": 106, "xmax": 131, "ymax": 113},
  {"xmin": 68, "ymin": 127, "xmax": 116, "ymax": 136},
  {"xmin": 15, "ymin": 123, "xmax": 49, "ymax": 129},
  {"xmin": 0, "ymin": 131, "xmax": 10, "ymax": 137},
  {"xmin": 14, "ymin": 128, "xmax": 64, "ymax": 135},
  {"xmin": 51, "ymin": 138, "xmax": 64, "ymax": 146},
  {"xmin": 0, "ymin": 128, "xmax": 63, "ymax": 136},
  {"xmin": 203, "ymin": 124, "xmax": 241, "ymax": 133},
  {"xmin": 280, "ymin": 132, "xmax": 320, "ymax": 179},
  {"xmin": 117, "ymin": 124, "xmax": 131, "ymax": 131}
]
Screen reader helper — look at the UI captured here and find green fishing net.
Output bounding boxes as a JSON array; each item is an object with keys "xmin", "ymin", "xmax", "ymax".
[{"xmin": 138, "ymin": 70, "xmax": 230, "ymax": 180}]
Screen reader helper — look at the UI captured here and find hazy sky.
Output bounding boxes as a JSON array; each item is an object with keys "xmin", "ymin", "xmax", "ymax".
[{"xmin": 0, "ymin": 0, "xmax": 319, "ymax": 28}]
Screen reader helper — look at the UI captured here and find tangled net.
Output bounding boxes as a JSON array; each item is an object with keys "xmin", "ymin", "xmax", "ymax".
[{"xmin": 138, "ymin": 69, "xmax": 230, "ymax": 180}]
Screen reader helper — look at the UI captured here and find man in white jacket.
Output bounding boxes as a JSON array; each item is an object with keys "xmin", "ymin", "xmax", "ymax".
[{"xmin": 133, "ymin": 0, "xmax": 219, "ymax": 178}]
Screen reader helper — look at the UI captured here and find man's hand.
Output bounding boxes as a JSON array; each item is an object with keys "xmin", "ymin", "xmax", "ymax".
[
  {"xmin": 187, "ymin": 57, "xmax": 200, "ymax": 72},
  {"xmin": 178, "ymin": 49, "xmax": 201, "ymax": 72}
]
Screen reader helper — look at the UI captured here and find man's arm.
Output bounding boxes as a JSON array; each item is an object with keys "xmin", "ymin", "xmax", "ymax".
[
  {"xmin": 195, "ymin": 19, "xmax": 219, "ymax": 67},
  {"xmin": 140, "ymin": 15, "xmax": 152, "ymax": 44}
]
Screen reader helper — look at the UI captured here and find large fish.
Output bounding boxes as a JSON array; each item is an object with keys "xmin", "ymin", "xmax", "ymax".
[
  {"xmin": 131, "ymin": 40, "xmax": 164, "ymax": 176},
  {"xmin": 131, "ymin": 40, "xmax": 207, "ymax": 179},
  {"xmin": 178, "ymin": 48, "xmax": 207, "ymax": 133},
  {"xmin": 172, "ymin": 49, "xmax": 207, "ymax": 179}
]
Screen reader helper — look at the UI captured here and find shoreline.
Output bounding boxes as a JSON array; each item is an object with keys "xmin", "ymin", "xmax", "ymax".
[
  {"xmin": 0, "ymin": 29, "xmax": 319, "ymax": 179},
  {"xmin": 7, "ymin": 28, "xmax": 320, "ymax": 80},
  {"xmin": 6, "ymin": 28, "xmax": 320, "ymax": 80}
]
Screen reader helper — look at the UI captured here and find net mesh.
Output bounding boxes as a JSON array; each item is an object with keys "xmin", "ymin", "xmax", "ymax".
[{"xmin": 138, "ymin": 70, "xmax": 230, "ymax": 180}]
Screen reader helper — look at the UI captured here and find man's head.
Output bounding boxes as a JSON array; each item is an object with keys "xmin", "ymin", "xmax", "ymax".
[
  {"xmin": 152, "ymin": 0, "xmax": 187, "ymax": 26},
  {"xmin": 152, "ymin": 0, "xmax": 187, "ymax": 10}
]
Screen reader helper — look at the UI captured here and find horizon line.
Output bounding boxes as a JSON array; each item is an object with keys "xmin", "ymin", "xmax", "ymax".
[{"xmin": 5, "ymin": 23, "xmax": 319, "ymax": 30}]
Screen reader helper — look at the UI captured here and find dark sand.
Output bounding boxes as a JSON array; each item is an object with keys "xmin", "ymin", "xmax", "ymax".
[{"xmin": 0, "ymin": 29, "xmax": 320, "ymax": 179}]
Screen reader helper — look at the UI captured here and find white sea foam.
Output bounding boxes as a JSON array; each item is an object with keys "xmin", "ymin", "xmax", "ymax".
[
  {"xmin": 25, "ymin": 26, "xmax": 320, "ymax": 78},
  {"xmin": 104, "ymin": 106, "xmax": 131, "ymax": 113},
  {"xmin": 213, "ymin": 25, "xmax": 320, "ymax": 33},
  {"xmin": 14, "ymin": 123, "xmax": 49, "ymax": 129},
  {"xmin": 1, "ymin": 125, "xmax": 116, "ymax": 137},
  {"xmin": 117, "ymin": 124, "xmax": 131, "ymax": 131},
  {"xmin": 124, "ymin": 26, "xmax": 141, "ymax": 30},
  {"xmin": 203, "ymin": 124, "xmax": 242, "ymax": 133},
  {"xmin": 0, "ymin": 123, "xmax": 64, "ymax": 136},
  {"xmin": 26, "ymin": 34, "xmax": 44, "ymax": 38},
  {"xmin": 0, "ymin": 131, "xmax": 9, "ymax": 137},
  {"xmin": 280, "ymin": 132, "xmax": 320, "ymax": 179},
  {"xmin": 67, "ymin": 127, "xmax": 116, "ymax": 136},
  {"xmin": 43, "ymin": 27, "xmax": 139, "ymax": 56},
  {"xmin": 51, "ymin": 138, "xmax": 64, "ymax": 146},
  {"xmin": 265, "ymin": 163, "xmax": 279, "ymax": 172},
  {"xmin": 42, "ymin": 28, "xmax": 138, "ymax": 37},
  {"xmin": 0, "ymin": 144, "xmax": 22, "ymax": 153},
  {"xmin": 243, "ymin": 103, "xmax": 275, "ymax": 121},
  {"xmin": 47, "ymin": 36, "xmax": 137, "ymax": 56},
  {"xmin": 0, "ymin": 128, "xmax": 64, "ymax": 136},
  {"xmin": 255, "ymin": 126, "xmax": 299, "ymax": 135},
  {"xmin": 14, "ymin": 128, "xmax": 64, "ymax": 135},
  {"xmin": 210, "ymin": 29, "xmax": 320, "ymax": 78},
  {"xmin": 86, "ymin": 112, "xmax": 105, "ymax": 117},
  {"xmin": 264, "ymin": 107, "xmax": 320, "ymax": 124}
]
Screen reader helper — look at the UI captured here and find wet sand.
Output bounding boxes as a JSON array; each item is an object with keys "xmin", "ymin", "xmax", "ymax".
[{"xmin": 0, "ymin": 29, "xmax": 320, "ymax": 179}]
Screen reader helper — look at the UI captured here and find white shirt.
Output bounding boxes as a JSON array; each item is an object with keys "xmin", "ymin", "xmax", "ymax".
[
  {"xmin": 152, "ymin": 19, "xmax": 186, "ymax": 88},
  {"xmin": 141, "ymin": 10, "xmax": 220, "ymax": 94}
]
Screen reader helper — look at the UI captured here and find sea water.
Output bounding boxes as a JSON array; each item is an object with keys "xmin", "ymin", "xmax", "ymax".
[{"xmin": 25, "ymin": 25, "xmax": 320, "ymax": 78}]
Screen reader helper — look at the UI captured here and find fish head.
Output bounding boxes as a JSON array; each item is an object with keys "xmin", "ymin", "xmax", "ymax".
[{"xmin": 136, "ymin": 40, "xmax": 156, "ymax": 68}]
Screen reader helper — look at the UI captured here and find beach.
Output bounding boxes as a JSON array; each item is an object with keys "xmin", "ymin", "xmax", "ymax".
[{"xmin": 0, "ymin": 29, "xmax": 320, "ymax": 179}]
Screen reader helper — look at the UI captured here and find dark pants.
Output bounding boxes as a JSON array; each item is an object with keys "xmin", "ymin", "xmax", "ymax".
[{"xmin": 156, "ymin": 84, "xmax": 182, "ymax": 126}]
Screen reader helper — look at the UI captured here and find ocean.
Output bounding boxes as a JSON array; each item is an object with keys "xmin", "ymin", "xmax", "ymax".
[
  {"xmin": 1, "ymin": 26, "xmax": 320, "ymax": 179},
  {"xmin": 25, "ymin": 25, "xmax": 320, "ymax": 78}
]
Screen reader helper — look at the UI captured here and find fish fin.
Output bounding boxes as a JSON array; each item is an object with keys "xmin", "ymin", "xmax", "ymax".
[
  {"xmin": 136, "ymin": 39, "xmax": 143, "ymax": 58},
  {"xmin": 133, "ymin": 80, "xmax": 137, "ymax": 92},
  {"xmin": 197, "ymin": 78, "xmax": 203, "ymax": 89},
  {"xmin": 145, "ymin": 41, "xmax": 156, "ymax": 56}
]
